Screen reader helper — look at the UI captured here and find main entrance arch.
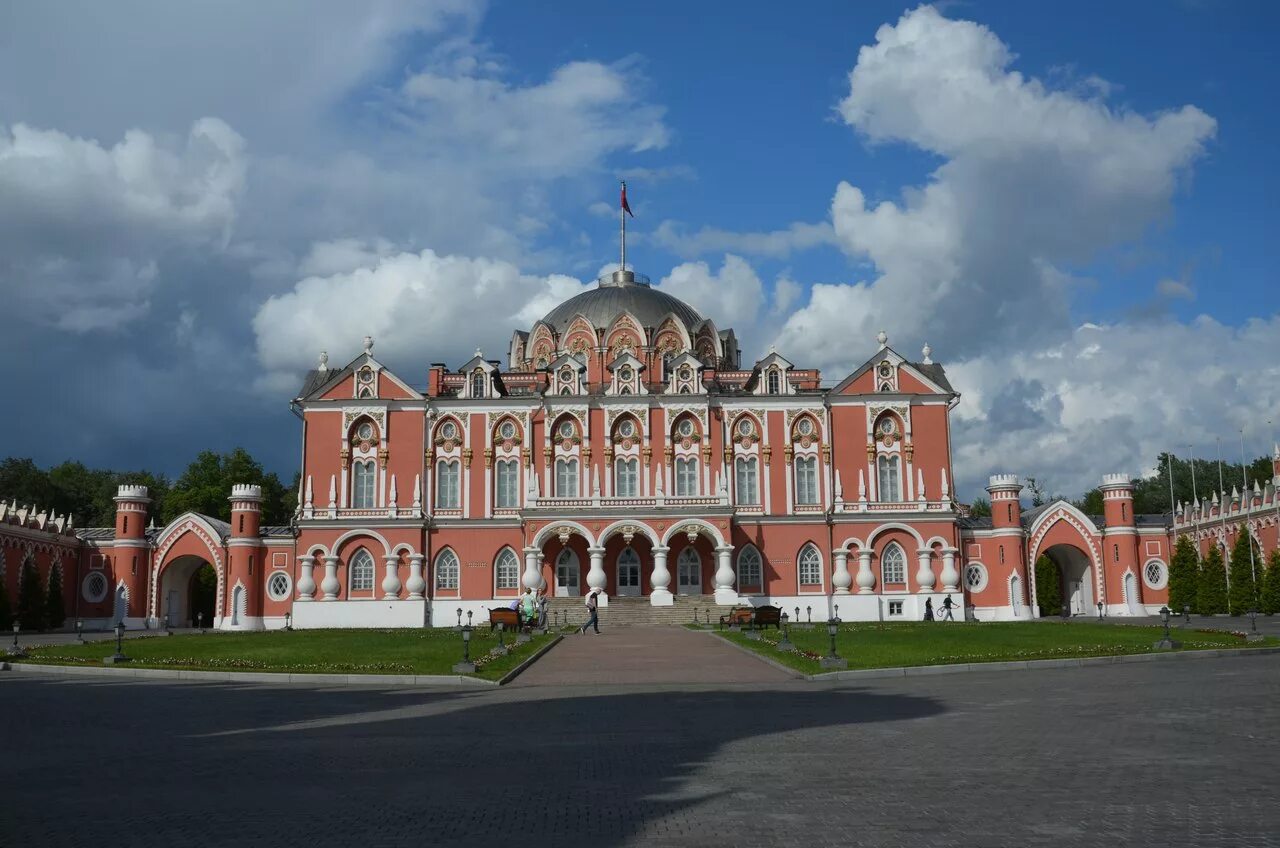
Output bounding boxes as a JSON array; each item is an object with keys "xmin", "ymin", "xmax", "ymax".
[
  {"xmin": 1043, "ymin": 544, "xmax": 1094, "ymax": 616},
  {"xmin": 158, "ymin": 555, "xmax": 217, "ymax": 627}
]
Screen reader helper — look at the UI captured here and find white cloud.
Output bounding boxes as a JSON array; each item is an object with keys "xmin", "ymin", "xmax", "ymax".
[
  {"xmin": 1157, "ymin": 278, "xmax": 1194, "ymax": 300},
  {"xmin": 652, "ymin": 219, "xmax": 835, "ymax": 259},
  {"xmin": 657, "ymin": 255, "xmax": 764, "ymax": 333}
]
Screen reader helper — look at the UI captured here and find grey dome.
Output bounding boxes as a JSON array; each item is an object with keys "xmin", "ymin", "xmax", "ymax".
[{"xmin": 539, "ymin": 271, "xmax": 704, "ymax": 334}]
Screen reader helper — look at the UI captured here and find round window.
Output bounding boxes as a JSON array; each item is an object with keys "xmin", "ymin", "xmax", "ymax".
[
  {"xmin": 797, "ymin": 418, "xmax": 813, "ymax": 436},
  {"xmin": 558, "ymin": 420, "xmax": 575, "ymax": 439},
  {"xmin": 1143, "ymin": 560, "xmax": 1167, "ymax": 590},
  {"xmin": 358, "ymin": 368, "xmax": 374, "ymax": 384},
  {"xmin": 677, "ymin": 419, "xmax": 694, "ymax": 438},
  {"xmin": 878, "ymin": 418, "xmax": 895, "ymax": 435},
  {"xmin": 619, "ymin": 366, "xmax": 633, "ymax": 382},
  {"xmin": 679, "ymin": 366, "xmax": 692, "ymax": 380},
  {"xmin": 267, "ymin": 571, "xmax": 293, "ymax": 602},
  {"xmin": 499, "ymin": 421, "xmax": 516, "ymax": 440},
  {"xmin": 440, "ymin": 421, "xmax": 457, "ymax": 440},
  {"xmin": 560, "ymin": 368, "xmax": 574, "ymax": 383},
  {"xmin": 963, "ymin": 563, "xmax": 988, "ymax": 593},
  {"xmin": 357, "ymin": 422, "xmax": 374, "ymax": 441},
  {"xmin": 878, "ymin": 362, "xmax": 892, "ymax": 378},
  {"xmin": 618, "ymin": 419, "xmax": 635, "ymax": 438},
  {"xmin": 82, "ymin": 571, "xmax": 109, "ymax": 604},
  {"xmin": 736, "ymin": 418, "xmax": 753, "ymax": 437}
]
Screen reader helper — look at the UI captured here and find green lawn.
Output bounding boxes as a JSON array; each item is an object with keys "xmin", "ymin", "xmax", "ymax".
[
  {"xmin": 13, "ymin": 628, "xmax": 554, "ymax": 681},
  {"xmin": 716, "ymin": 621, "xmax": 1275, "ymax": 675}
]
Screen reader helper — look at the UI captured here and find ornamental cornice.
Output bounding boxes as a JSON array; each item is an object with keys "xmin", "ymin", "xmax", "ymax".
[
  {"xmin": 605, "ymin": 405, "xmax": 649, "ymax": 434},
  {"xmin": 343, "ymin": 407, "xmax": 386, "ymax": 430},
  {"xmin": 663, "ymin": 404, "xmax": 708, "ymax": 429}
]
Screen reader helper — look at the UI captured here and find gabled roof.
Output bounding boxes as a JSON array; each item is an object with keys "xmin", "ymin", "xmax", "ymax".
[
  {"xmin": 548, "ymin": 352, "xmax": 587, "ymax": 371},
  {"xmin": 297, "ymin": 347, "xmax": 423, "ymax": 402},
  {"xmin": 829, "ymin": 343, "xmax": 955, "ymax": 397},
  {"xmin": 606, "ymin": 351, "xmax": 646, "ymax": 372}
]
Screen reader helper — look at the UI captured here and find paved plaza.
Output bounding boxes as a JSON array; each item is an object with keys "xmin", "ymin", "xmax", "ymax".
[{"xmin": 2, "ymin": 628, "xmax": 1278, "ymax": 847}]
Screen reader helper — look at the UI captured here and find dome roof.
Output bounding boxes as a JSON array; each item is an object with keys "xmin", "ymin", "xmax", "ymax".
[{"xmin": 539, "ymin": 270, "xmax": 704, "ymax": 334}]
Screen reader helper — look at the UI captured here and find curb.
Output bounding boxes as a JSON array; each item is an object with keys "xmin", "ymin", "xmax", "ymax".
[
  {"xmin": 0, "ymin": 660, "xmax": 498, "ymax": 687},
  {"xmin": 497, "ymin": 634, "xmax": 563, "ymax": 685}
]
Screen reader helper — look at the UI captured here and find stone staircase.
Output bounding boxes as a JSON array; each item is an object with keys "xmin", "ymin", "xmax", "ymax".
[{"xmin": 544, "ymin": 594, "xmax": 732, "ymax": 628}]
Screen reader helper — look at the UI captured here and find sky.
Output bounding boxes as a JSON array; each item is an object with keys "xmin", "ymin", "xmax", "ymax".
[{"xmin": 1, "ymin": 0, "xmax": 1277, "ymax": 502}]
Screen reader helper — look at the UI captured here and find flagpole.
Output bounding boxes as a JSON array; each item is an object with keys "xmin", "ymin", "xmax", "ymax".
[
  {"xmin": 1240, "ymin": 428, "xmax": 1257, "ymax": 589},
  {"xmin": 1167, "ymin": 449, "xmax": 1176, "ymax": 524},
  {"xmin": 620, "ymin": 180, "xmax": 626, "ymax": 275},
  {"xmin": 1217, "ymin": 436, "xmax": 1231, "ymax": 610}
]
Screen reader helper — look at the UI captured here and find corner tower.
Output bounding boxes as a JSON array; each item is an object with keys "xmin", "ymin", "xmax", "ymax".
[
  {"xmin": 112, "ymin": 485, "xmax": 151, "ymax": 626},
  {"xmin": 225, "ymin": 484, "xmax": 265, "ymax": 630},
  {"xmin": 987, "ymin": 474, "xmax": 1023, "ymax": 528}
]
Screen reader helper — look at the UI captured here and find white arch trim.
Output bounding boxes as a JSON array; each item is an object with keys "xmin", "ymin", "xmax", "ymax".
[
  {"xmin": 597, "ymin": 520, "xmax": 661, "ymax": 547},
  {"xmin": 391, "ymin": 543, "xmax": 418, "ymax": 556},
  {"xmin": 659, "ymin": 518, "xmax": 727, "ymax": 548},
  {"xmin": 923, "ymin": 535, "xmax": 951, "ymax": 549},
  {"xmin": 153, "ymin": 512, "xmax": 227, "ymax": 568},
  {"xmin": 331, "ymin": 528, "xmax": 392, "ymax": 557},
  {"xmin": 863, "ymin": 522, "xmax": 926, "ymax": 550},
  {"xmin": 1026, "ymin": 500, "xmax": 1102, "ymax": 544},
  {"xmin": 836, "ymin": 536, "xmax": 868, "ymax": 553},
  {"xmin": 532, "ymin": 520, "xmax": 598, "ymax": 549}
]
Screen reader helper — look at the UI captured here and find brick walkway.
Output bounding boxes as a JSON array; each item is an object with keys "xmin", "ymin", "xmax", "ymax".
[{"xmin": 514, "ymin": 626, "xmax": 794, "ymax": 686}]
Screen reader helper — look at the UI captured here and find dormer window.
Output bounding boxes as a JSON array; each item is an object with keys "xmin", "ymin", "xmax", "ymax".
[
  {"xmin": 559, "ymin": 367, "xmax": 573, "ymax": 382},
  {"xmin": 471, "ymin": 370, "xmax": 486, "ymax": 398},
  {"xmin": 767, "ymin": 369, "xmax": 781, "ymax": 395},
  {"xmin": 877, "ymin": 361, "xmax": 892, "ymax": 379}
]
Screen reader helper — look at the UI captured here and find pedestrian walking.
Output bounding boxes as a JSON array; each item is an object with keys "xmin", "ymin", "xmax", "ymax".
[
  {"xmin": 941, "ymin": 594, "xmax": 956, "ymax": 622},
  {"xmin": 580, "ymin": 588, "xmax": 601, "ymax": 634},
  {"xmin": 923, "ymin": 597, "xmax": 934, "ymax": 621}
]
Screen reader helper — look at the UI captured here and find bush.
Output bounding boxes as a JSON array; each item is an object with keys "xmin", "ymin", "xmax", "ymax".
[
  {"xmin": 1226, "ymin": 526, "xmax": 1260, "ymax": 616},
  {"xmin": 45, "ymin": 567, "xmax": 66, "ymax": 630},
  {"xmin": 1196, "ymin": 545, "xmax": 1228, "ymax": 615},
  {"xmin": 1168, "ymin": 535, "xmax": 1198, "ymax": 613},
  {"xmin": 1034, "ymin": 555, "xmax": 1062, "ymax": 617},
  {"xmin": 17, "ymin": 561, "xmax": 47, "ymax": 631},
  {"xmin": 0, "ymin": 573, "xmax": 11, "ymax": 632},
  {"xmin": 1261, "ymin": 550, "xmax": 1280, "ymax": 616}
]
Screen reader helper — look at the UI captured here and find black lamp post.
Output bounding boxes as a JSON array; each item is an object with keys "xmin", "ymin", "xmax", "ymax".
[
  {"xmin": 455, "ymin": 608, "xmax": 462, "ymax": 631},
  {"xmin": 1153, "ymin": 605, "xmax": 1181, "ymax": 650},
  {"xmin": 806, "ymin": 605, "xmax": 812, "ymax": 624},
  {"xmin": 495, "ymin": 622, "xmax": 509, "ymax": 655},
  {"xmin": 1247, "ymin": 608, "xmax": 1263, "ymax": 642},
  {"xmin": 163, "ymin": 605, "xmax": 172, "ymax": 636},
  {"xmin": 105, "ymin": 621, "xmax": 130, "ymax": 665},
  {"xmin": 778, "ymin": 612, "xmax": 794, "ymax": 651},
  {"xmin": 1182, "ymin": 603, "xmax": 1191, "ymax": 624},
  {"xmin": 284, "ymin": 611, "xmax": 292, "ymax": 632},
  {"xmin": 8, "ymin": 621, "xmax": 25, "ymax": 658},
  {"xmin": 693, "ymin": 606, "xmax": 699, "ymax": 626},
  {"xmin": 1096, "ymin": 601, "xmax": 1104, "ymax": 622},
  {"xmin": 466, "ymin": 610, "xmax": 474, "ymax": 628},
  {"xmin": 75, "ymin": 620, "xmax": 84, "ymax": 643},
  {"xmin": 794, "ymin": 606, "xmax": 800, "ymax": 626},
  {"xmin": 453, "ymin": 624, "xmax": 476, "ymax": 673},
  {"xmin": 196, "ymin": 611, "xmax": 204, "ymax": 634},
  {"xmin": 820, "ymin": 616, "xmax": 847, "ymax": 670},
  {"xmin": 704, "ymin": 609, "xmax": 710, "ymax": 626}
]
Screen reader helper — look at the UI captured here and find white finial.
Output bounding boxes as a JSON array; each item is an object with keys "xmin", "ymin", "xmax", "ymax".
[
  {"xmin": 921, "ymin": 343, "xmax": 932, "ymax": 364},
  {"xmin": 876, "ymin": 330, "xmax": 888, "ymax": 349},
  {"xmin": 475, "ymin": 348, "xmax": 483, "ymax": 358},
  {"xmin": 317, "ymin": 350, "xmax": 329, "ymax": 371},
  {"xmin": 768, "ymin": 343, "xmax": 776, "ymax": 354},
  {"xmin": 362, "ymin": 336, "xmax": 373, "ymax": 354}
]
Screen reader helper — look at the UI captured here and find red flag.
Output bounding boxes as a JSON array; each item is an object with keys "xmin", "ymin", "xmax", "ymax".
[{"xmin": 621, "ymin": 182, "xmax": 634, "ymax": 217}]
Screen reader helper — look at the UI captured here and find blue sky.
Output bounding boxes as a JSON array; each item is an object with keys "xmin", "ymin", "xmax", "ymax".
[{"xmin": 0, "ymin": 1, "xmax": 1276, "ymax": 499}]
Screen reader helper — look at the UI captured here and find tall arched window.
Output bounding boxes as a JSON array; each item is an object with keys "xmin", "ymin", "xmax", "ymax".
[
  {"xmin": 677, "ymin": 547, "xmax": 701, "ymax": 593},
  {"xmin": 495, "ymin": 548, "xmax": 519, "ymax": 590},
  {"xmin": 352, "ymin": 460, "xmax": 376, "ymax": 508},
  {"xmin": 435, "ymin": 549, "xmax": 459, "ymax": 590},
  {"xmin": 794, "ymin": 456, "xmax": 818, "ymax": 504},
  {"xmin": 737, "ymin": 545, "xmax": 762, "ymax": 591},
  {"xmin": 877, "ymin": 455, "xmax": 901, "ymax": 502},
  {"xmin": 436, "ymin": 460, "xmax": 460, "ymax": 509},
  {"xmin": 798, "ymin": 544, "xmax": 822, "ymax": 586},
  {"xmin": 675, "ymin": 457, "xmax": 699, "ymax": 496},
  {"xmin": 881, "ymin": 543, "xmax": 906, "ymax": 585},
  {"xmin": 555, "ymin": 458, "xmax": 579, "ymax": 497},
  {"xmin": 471, "ymin": 370, "xmax": 486, "ymax": 398},
  {"xmin": 495, "ymin": 459, "xmax": 519, "ymax": 508},
  {"xmin": 735, "ymin": 457, "xmax": 759, "ymax": 504},
  {"xmin": 615, "ymin": 458, "xmax": 638, "ymax": 497},
  {"xmin": 767, "ymin": 368, "xmax": 781, "ymax": 395},
  {"xmin": 349, "ymin": 549, "xmax": 375, "ymax": 592}
]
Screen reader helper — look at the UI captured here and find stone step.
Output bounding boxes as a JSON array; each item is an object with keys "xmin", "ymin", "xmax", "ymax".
[{"xmin": 543, "ymin": 595, "xmax": 733, "ymax": 627}]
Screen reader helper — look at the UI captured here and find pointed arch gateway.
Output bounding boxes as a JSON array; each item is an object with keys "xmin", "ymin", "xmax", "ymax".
[{"xmin": 151, "ymin": 513, "xmax": 227, "ymax": 628}]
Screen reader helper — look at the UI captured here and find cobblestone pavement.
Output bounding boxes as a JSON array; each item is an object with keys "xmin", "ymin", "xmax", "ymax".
[
  {"xmin": 515, "ymin": 625, "xmax": 794, "ymax": 686},
  {"xmin": 2, "ymin": 654, "xmax": 1277, "ymax": 847}
]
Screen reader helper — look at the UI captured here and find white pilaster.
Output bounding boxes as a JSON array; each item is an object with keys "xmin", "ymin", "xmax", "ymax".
[
  {"xmin": 832, "ymin": 550, "xmax": 852, "ymax": 595},
  {"xmin": 586, "ymin": 546, "xmax": 608, "ymax": 604},
  {"xmin": 856, "ymin": 549, "xmax": 875, "ymax": 593},
  {"xmin": 713, "ymin": 545, "xmax": 738, "ymax": 605},
  {"xmin": 406, "ymin": 554, "xmax": 426, "ymax": 599},
  {"xmin": 296, "ymin": 555, "xmax": 317, "ymax": 601},
  {"xmin": 321, "ymin": 555, "xmax": 340, "ymax": 600},
  {"xmin": 650, "ymin": 545, "xmax": 673, "ymax": 606},
  {"xmin": 381, "ymin": 554, "xmax": 402, "ymax": 599},
  {"xmin": 915, "ymin": 548, "xmax": 936, "ymax": 594},
  {"xmin": 939, "ymin": 547, "xmax": 960, "ymax": 592}
]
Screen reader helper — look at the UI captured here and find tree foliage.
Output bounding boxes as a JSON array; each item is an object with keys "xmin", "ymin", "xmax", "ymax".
[
  {"xmin": 0, "ymin": 570, "xmax": 11, "ymax": 631},
  {"xmin": 1227, "ymin": 526, "xmax": 1261, "ymax": 616},
  {"xmin": 17, "ymin": 558, "xmax": 46, "ymax": 631},
  {"xmin": 1196, "ymin": 545, "xmax": 1229, "ymax": 615},
  {"xmin": 1261, "ymin": 550, "xmax": 1280, "ymax": 616},
  {"xmin": 1034, "ymin": 555, "xmax": 1063, "ymax": 617},
  {"xmin": 45, "ymin": 565, "xmax": 66, "ymax": 630},
  {"xmin": 1168, "ymin": 535, "xmax": 1199, "ymax": 613},
  {"xmin": 967, "ymin": 497, "xmax": 991, "ymax": 518}
]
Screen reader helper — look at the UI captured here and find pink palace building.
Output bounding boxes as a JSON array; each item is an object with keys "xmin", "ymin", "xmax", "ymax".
[{"xmin": 4, "ymin": 267, "xmax": 1280, "ymax": 630}]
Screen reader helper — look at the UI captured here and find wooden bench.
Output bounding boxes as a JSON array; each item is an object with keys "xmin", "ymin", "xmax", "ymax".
[
  {"xmin": 488, "ymin": 607, "xmax": 526, "ymax": 633},
  {"xmin": 752, "ymin": 605, "xmax": 782, "ymax": 630},
  {"xmin": 719, "ymin": 607, "xmax": 753, "ymax": 629}
]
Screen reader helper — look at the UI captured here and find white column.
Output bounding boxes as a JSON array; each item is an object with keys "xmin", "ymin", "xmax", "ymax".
[
  {"xmin": 296, "ymin": 555, "xmax": 316, "ymax": 601},
  {"xmin": 832, "ymin": 550, "xmax": 852, "ymax": 595},
  {"xmin": 522, "ymin": 548, "xmax": 542, "ymax": 590},
  {"xmin": 650, "ymin": 545, "xmax": 673, "ymax": 606},
  {"xmin": 405, "ymin": 554, "xmax": 426, "ymax": 600},
  {"xmin": 321, "ymin": 555, "xmax": 340, "ymax": 600},
  {"xmin": 713, "ymin": 545, "xmax": 737, "ymax": 605},
  {"xmin": 915, "ymin": 548, "xmax": 936, "ymax": 594},
  {"xmin": 381, "ymin": 554, "xmax": 402, "ymax": 599},
  {"xmin": 939, "ymin": 547, "xmax": 960, "ymax": 592},
  {"xmin": 586, "ymin": 546, "xmax": 608, "ymax": 604},
  {"xmin": 856, "ymin": 550, "xmax": 875, "ymax": 594}
]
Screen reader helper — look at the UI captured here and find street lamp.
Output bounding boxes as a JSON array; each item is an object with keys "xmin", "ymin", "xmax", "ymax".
[
  {"xmin": 105, "ymin": 621, "xmax": 130, "ymax": 665},
  {"xmin": 1153, "ymin": 606, "xmax": 1181, "ymax": 650},
  {"xmin": 820, "ymin": 616, "xmax": 847, "ymax": 670},
  {"xmin": 75, "ymin": 620, "xmax": 84, "ymax": 643},
  {"xmin": 284, "ymin": 611, "xmax": 292, "ymax": 632},
  {"xmin": 8, "ymin": 621, "xmax": 25, "ymax": 658},
  {"xmin": 196, "ymin": 611, "xmax": 204, "ymax": 634},
  {"xmin": 1247, "ymin": 608, "xmax": 1263, "ymax": 642},
  {"xmin": 452, "ymin": 624, "xmax": 476, "ymax": 673},
  {"xmin": 455, "ymin": 608, "xmax": 462, "ymax": 631},
  {"xmin": 495, "ymin": 622, "xmax": 509, "ymax": 656},
  {"xmin": 466, "ymin": 610, "xmax": 473, "ymax": 628},
  {"xmin": 163, "ymin": 605, "xmax": 172, "ymax": 636},
  {"xmin": 806, "ymin": 605, "xmax": 812, "ymax": 625},
  {"xmin": 693, "ymin": 606, "xmax": 699, "ymax": 626},
  {"xmin": 778, "ymin": 612, "xmax": 794, "ymax": 652},
  {"xmin": 1182, "ymin": 604, "xmax": 1190, "ymax": 625},
  {"xmin": 1096, "ymin": 601, "xmax": 1104, "ymax": 622}
]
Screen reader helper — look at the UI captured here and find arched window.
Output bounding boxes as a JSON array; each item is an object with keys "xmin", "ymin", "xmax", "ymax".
[
  {"xmin": 435, "ymin": 549, "xmax": 459, "ymax": 590},
  {"xmin": 495, "ymin": 548, "xmax": 520, "ymax": 590},
  {"xmin": 349, "ymin": 549, "xmax": 375, "ymax": 592},
  {"xmin": 615, "ymin": 458, "xmax": 639, "ymax": 497},
  {"xmin": 735, "ymin": 457, "xmax": 759, "ymax": 505},
  {"xmin": 352, "ymin": 460, "xmax": 377, "ymax": 508},
  {"xmin": 436, "ymin": 460, "xmax": 460, "ymax": 509},
  {"xmin": 471, "ymin": 370, "xmax": 486, "ymax": 398},
  {"xmin": 877, "ymin": 455, "xmax": 901, "ymax": 502},
  {"xmin": 798, "ymin": 545, "xmax": 822, "ymax": 586},
  {"xmin": 555, "ymin": 458, "xmax": 579, "ymax": 497},
  {"xmin": 794, "ymin": 456, "xmax": 818, "ymax": 505},
  {"xmin": 881, "ymin": 543, "xmax": 906, "ymax": 585},
  {"xmin": 677, "ymin": 547, "xmax": 701, "ymax": 593},
  {"xmin": 767, "ymin": 368, "xmax": 781, "ymax": 395},
  {"xmin": 495, "ymin": 459, "xmax": 519, "ymax": 508},
  {"xmin": 675, "ymin": 457, "xmax": 699, "ymax": 496},
  {"xmin": 738, "ymin": 545, "xmax": 763, "ymax": 590}
]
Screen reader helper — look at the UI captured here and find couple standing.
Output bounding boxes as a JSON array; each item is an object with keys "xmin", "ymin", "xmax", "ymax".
[{"xmin": 578, "ymin": 588, "xmax": 602, "ymax": 635}]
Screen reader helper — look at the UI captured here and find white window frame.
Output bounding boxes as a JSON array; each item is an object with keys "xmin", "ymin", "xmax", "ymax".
[
  {"xmin": 735, "ymin": 456, "xmax": 759, "ymax": 505},
  {"xmin": 963, "ymin": 562, "xmax": 988, "ymax": 593},
  {"xmin": 349, "ymin": 549, "xmax": 376, "ymax": 594},
  {"xmin": 556, "ymin": 458, "xmax": 579, "ymax": 497},
  {"xmin": 737, "ymin": 545, "xmax": 763, "ymax": 592},
  {"xmin": 495, "ymin": 548, "xmax": 520, "ymax": 591},
  {"xmin": 676, "ymin": 547, "xmax": 701, "ymax": 593},
  {"xmin": 267, "ymin": 571, "xmax": 293, "ymax": 601},
  {"xmin": 352, "ymin": 460, "xmax": 377, "ymax": 509},
  {"xmin": 436, "ymin": 460, "xmax": 460, "ymax": 509},
  {"xmin": 435, "ymin": 549, "xmax": 459, "ymax": 591},
  {"xmin": 881, "ymin": 542, "xmax": 907, "ymax": 585},
  {"xmin": 794, "ymin": 456, "xmax": 818, "ymax": 505},
  {"xmin": 798, "ymin": 544, "xmax": 822, "ymax": 587},
  {"xmin": 615, "ymin": 458, "xmax": 639, "ymax": 497},
  {"xmin": 495, "ymin": 459, "xmax": 519, "ymax": 508},
  {"xmin": 877, "ymin": 454, "xmax": 901, "ymax": 502},
  {"xmin": 1142, "ymin": 559, "xmax": 1168, "ymax": 590},
  {"xmin": 675, "ymin": 457, "xmax": 699, "ymax": 496}
]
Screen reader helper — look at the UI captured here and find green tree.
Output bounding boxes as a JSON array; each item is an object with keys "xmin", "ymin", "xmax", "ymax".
[
  {"xmin": 1034, "ymin": 555, "xmax": 1063, "ymax": 617},
  {"xmin": 16, "ymin": 558, "xmax": 47, "ymax": 631},
  {"xmin": 0, "ymin": 458, "xmax": 56, "ymax": 510},
  {"xmin": 1168, "ymin": 535, "xmax": 1199, "ymax": 613},
  {"xmin": 44, "ymin": 566, "xmax": 66, "ymax": 629},
  {"xmin": 1073, "ymin": 488, "xmax": 1104, "ymax": 516},
  {"xmin": 1227, "ymin": 526, "xmax": 1260, "ymax": 615},
  {"xmin": 1261, "ymin": 550, "xmax": 1280, "ymax": 616},
  {"xmin": 1196, "ymin": 545, "xmax": 1229, "ymax": 615},
  {"xmin": 165, "ymin": 448, "xmax": 291, "ymax": 525},
  {"xmin": 967, "ymin": 497, "xmax": 991, "ymax": 518},
  {"xmin": 0, "ymin": 571, "xmax": 11, "ymax": 631}
]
